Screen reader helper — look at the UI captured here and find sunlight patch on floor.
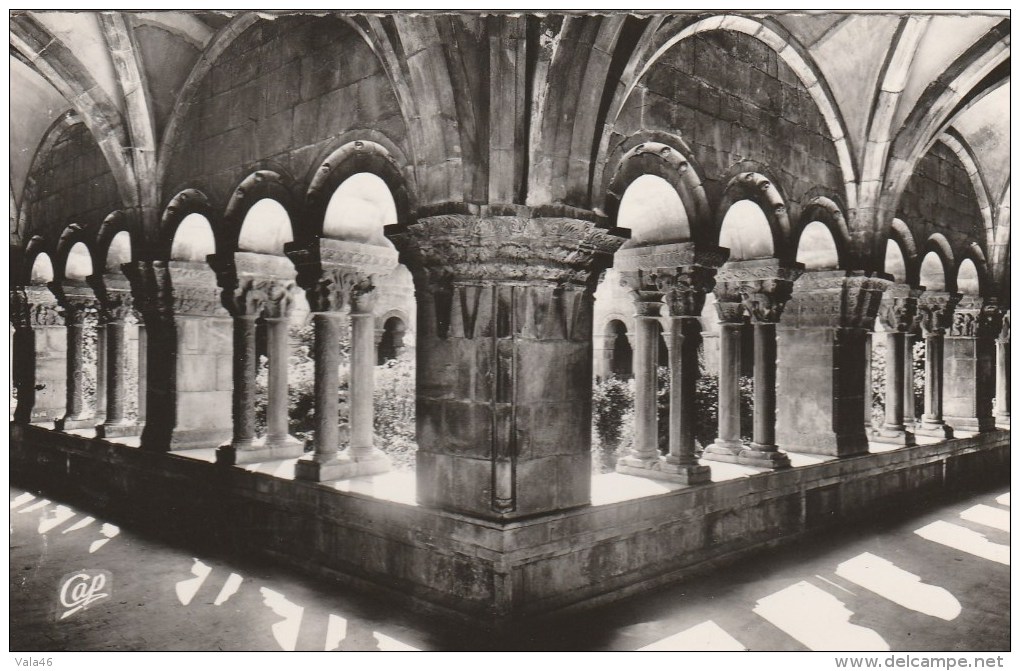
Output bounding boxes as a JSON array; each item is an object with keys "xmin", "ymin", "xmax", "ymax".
[
  {"xmin": 260, "ymin": 587, "xmax": 304, "ymax": 651},
  {"xmin": 753, "ymin": 581, "xmax": 890, "ymax": 651},
  {"xmin": 638, "ymin": 620, "xmax": 747, "ymax": 651},
  {"xmin": 959, "ymin": 504, "xmax": 1010, "ymax": 533},
  {"xmin": 835, "ymin": 552, "xmax": 960, "ymax": 620},
  {"xmin": 995, "ymin": 493, "xmax": 1009, "ymax": 507},
  {"xmin": 176, "ymin": 559, "xmax": 213, "ymax": 606},
  {"xmin": 914, "ymin": 521, "xmax": 1009, "ymax": 565}
]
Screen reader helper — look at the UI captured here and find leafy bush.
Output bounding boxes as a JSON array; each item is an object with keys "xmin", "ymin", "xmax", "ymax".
[
  {"xmin": 591, "ymin": 376, "xmax": 634, "ymax": 473},
  {"xmin": 373, "ymin": 356, "xmax": 417, "ymax": 471}
]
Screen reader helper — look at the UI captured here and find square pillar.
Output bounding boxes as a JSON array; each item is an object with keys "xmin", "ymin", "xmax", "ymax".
[
  {"xmin": 776, "ymin": 271, "xmax": 888, "ymax": 457},
  {"xmin": 995, "ymin": 310, "xmax": 1010, "ymax": 423},
  {"xmin": 11, "ymin": 287, "xmax": 67, "ymax": 424},
  {"xmin": 390, "ymin": 214, "xmax": 623, "ymax": 521},
  {"xmin": 943, "ymin": 296, "xmax": 1001, "ymax": 433}
]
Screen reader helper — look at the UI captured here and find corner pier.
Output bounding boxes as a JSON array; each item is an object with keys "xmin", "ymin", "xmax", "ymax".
[{"xmin": 10, "ymin": 423, "xmax": 1009, "ymax": 627}]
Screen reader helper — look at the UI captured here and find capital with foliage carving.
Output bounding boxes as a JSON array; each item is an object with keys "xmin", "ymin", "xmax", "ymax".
[
  {"xmin": 877, "ymin": 284, "xmax": 921, "ymax": 333},
  {"xmin": 714, "ymin": 259, "xmax": 801, "ymax": 324},
  {"xmin": 916, "ymin": 291, "xmax": 962, "ymax": 336}
]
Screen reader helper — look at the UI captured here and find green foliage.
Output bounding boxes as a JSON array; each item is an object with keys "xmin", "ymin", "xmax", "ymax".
[
  {"xmin": 373, "ymin": 356, "xmax": 417, "ymax": 471},
  {"xmin": 591, "ymin": 376, "xmax": 634, "ymax": 473}
]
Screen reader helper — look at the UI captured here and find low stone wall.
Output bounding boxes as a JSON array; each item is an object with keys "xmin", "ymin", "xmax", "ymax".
[{"xmin": 10, "ymin": 423, "xmax": 1009, "ymax": 626}]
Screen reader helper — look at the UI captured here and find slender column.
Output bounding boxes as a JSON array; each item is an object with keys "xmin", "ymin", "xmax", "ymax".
[
  {"xmin": 92, "ymin": 287, "xmax": 140, "ymax": 438},
  {"xmin": 230, "ymin": 315, "xmax": 259, "ymax": 450},
  {"xmin": 624, "ymin": 308, "xmax": 662, "ymax": 466},
  {"xmin": 59, "ymin": 305, "xmax": 89, "ymax": 428},
  {"xmin": 294, "ymin": 265, "xmax": 390, "ymax": 482},
  {"xmin": 136, "ymin": 321, "xmax": 147, "ymax": 423},
  {"xmin": 264, "ymin": 316, "xmax": 290, "ymax": 445},
  {"xmin": 95, "ymin": 324, "xmax": 107, "ymax": 423},
  {"xmin": 903, "ymin": 333, "xmax": 916, "ymax": 427},
  {"xmin": 995, "ymin": 310, "xmax": 1011, "ymax": 420},
  {"xmin": 864, "ymin": 333, "xmax": 873, "ymax": 429},
  {"xmin": 703, "ymin": 305, "xmax": 744, "ymax": 463},
  {"xmin": 883, "ymin": 331, "xmax": 907, "ymax": 430},
  {"xmin": 915, "ymin": 291, "xmax": 958, "ymax": 439},
  {"xmin": 349, "ymin": 288, "xmax": 383, "ymax": 460},
  {"xmin": 660, "ymin": 316, "xmax": 711, "ymax": 483},
  {"xmin": 869, "ymin": 284, "xmax": 918, "ymax": 445},
  {"xmin": 738, "ymin": 321, "xmax": 792, "ymax": 467}
]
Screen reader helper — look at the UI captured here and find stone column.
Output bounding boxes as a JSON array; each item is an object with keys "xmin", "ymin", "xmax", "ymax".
[
  {"xmin": 136, "ymin": 321, "xmax": 147, "ymax": 423},
  {"xmin": 702, "ymin": 302, "xmax": 745, "ymax": 462},
  {"xmin": 592, "ymin": 333, "xmax": 615, "ymax": 381},
  {"xmin": 914, "ymin": 291, "xmax": 957, "ymax": 439},
  {"xmin": 871, "ymin": 284, "xmax": 919, "ymax": 445},
  {"xmin": 290, "ymin": 240, "xmax": 399, "ymax": 481},
  {"xmin": 95, "ymin": 290, "xmax": 138, "ymax": 438},
  {"xmin": 903, "ymin": 332, "xmax": 917, "ymax": 428},
  {"xmin": 618, "ymin": 293, "xmax": 663, "ymax": 469},
  {"xmin": 725, "ymin": 260, "xmax": 801, "ymax": 469},
  {"xmin": 995, "ymin": 311, "xmax": 1010, "ymax": 423},
  {"xmin": 389, "ymin": 214, "xmax": 623, "ymax": 520},
  {"xmin": 55, "ymin": 296, "xmax": 96, "ymax": 431},
  {"xmin": 212, "ymin": 252, "xmax": 305, "ymax": 464},
  {"xmin": 94, "ymin": 323, "xmax": 107, "ymax": 423},
  {"xmin": 658, "ymin": 264, "xmax": 718, "ymax": 483},
  {"xmin": 616, "ymin": 247, "xmax": 723, "ymax": 482},
  {"xmin": 775, "ymin": 271, "xmax": 888, "ymax": 457},
  {"xmin": 943, "ymin": 296, "xmax": 1001, "ymax": 433}
]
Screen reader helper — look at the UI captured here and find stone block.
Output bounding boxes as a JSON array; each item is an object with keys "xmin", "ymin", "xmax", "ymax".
[
  {"xmin": 216, "ymin": 355, "xmax": 233, "ymax": 391},
  {"xmin": 176, "ymin": 390, "xmax": 233, "ymax": 431},
  {"xmin": 177, "ymin": 354, "xmax": 219, "ymax": 392}
]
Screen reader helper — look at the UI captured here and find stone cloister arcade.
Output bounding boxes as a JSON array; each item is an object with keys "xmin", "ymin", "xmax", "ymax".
[{"xmin": 10, "ymin": 11, "xmax": 1009, "ymax": 624}]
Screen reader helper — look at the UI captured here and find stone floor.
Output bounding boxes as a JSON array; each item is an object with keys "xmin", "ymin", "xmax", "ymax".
[{"xmin": 9, "ymin": 480, "xmax": 1009, "ymax": 651}]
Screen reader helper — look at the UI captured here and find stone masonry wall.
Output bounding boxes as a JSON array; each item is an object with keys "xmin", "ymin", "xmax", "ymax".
[
  {"xmin": 24, "ymin": 123, "xmax": 121, "ymax": 245},
  {"xmin": 614, "ymin": 30, "xmax": 843, "ymax": 210},
  {"xmin": 164, "ymin": 16, "xmax": 409, "ymax": 205}
]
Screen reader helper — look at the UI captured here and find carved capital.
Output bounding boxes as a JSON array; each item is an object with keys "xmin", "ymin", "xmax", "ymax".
[
  {"xmin": 11, "ymin": 287, "xmax": 65, "ymax": 328},
  {"xmin": 949, "ymin": 296, "xmax": 1003, "ymax": 339},
  {"xmin": 305, "ymin": 266, "xmax": 375, "ymax": 313},
  {"xmin": 653, "ymin": 265, "xmax": 717, "ymax": 317},
  {"xmin": 917, "ymin": 291, "xmax": 962, "ymax": 336},
  {"xmin": 390, "ymin": 215, "xmax": 625, "ymax": 291},
  {"xmin": 715, "ymin": 300, "xmax": 747, "ymax": 324},
  {"xmin": 781, "ymin": 270, "xmax": 889, "ymax": 329},
  {"xmin": 222, "ymin": 277, "xmax": 296, "ymax": 318},
  {"xmin": 876, "ymin": 284, "xmax": 921, "ymax": 333},
  {"xmin": 97, "ymin": 290, "xmax": 134, "ymax": 324},
  {"xmin": 714, "ymin": 259, "xmax": 801, "ymax": 324}
]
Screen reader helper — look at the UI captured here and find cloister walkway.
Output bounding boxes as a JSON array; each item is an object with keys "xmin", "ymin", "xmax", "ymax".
[{"xmin": 10, "ymin": 480, "xmax": 1008, "ymax": 651}]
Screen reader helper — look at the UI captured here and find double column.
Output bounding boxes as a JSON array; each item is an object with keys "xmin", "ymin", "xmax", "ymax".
[
  {"xmin": 870, "ymin": 284, "xmax": 921, "ymax": 445},
  {"xmin": 290, "ymin": 238, "xmax": 398, "ymax": 482},
  {"xmin": 94, "ymin": 286, "xmax": 140, "ymax": 439},
  {"xmin": 704, "ymin": 259, "xmax": 800, "ymax": 469},
  {"xmin": 615, "ymin": 243, "xmax": 725, "ymax": 484},
  {"xmin": 54, "ymin": 293, "xmax": 97, "ymax": 431},
  {"xmin": 914, "ymin": 291, "xmax": 959, "ymax": 439},
  {"xmin": 942, "ymin": 295, "xmax": 1002, "ymax": 433}
]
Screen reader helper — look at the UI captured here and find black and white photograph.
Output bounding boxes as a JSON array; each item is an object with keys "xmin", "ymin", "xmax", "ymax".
[{"xmin": 7, "ymin": 7, "xmax": 1012, "ymax": 660}]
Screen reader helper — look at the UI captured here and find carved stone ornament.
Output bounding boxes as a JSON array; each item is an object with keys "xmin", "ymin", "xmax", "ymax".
[
  {"xmin": 97, "ymin": 289, "xmax": 134, "ymax": 324},
  {"xmin": 916, "ymin": 291, "xmax": 962, "ymax": 336},
  {"xmin": 780, "ymin": 270, "xmax": 889, "ymax": 329},
  {"xmin": 876, "ymin": 283, "xmax": 921, "ymax": 333},
  {"xmin": 714, "ymin": 258, "xmax": 802, "ymax": 324},
  {"xmin": 305, "ymin": 266, "xmax": 375, "ymax": 313},
  {"xmin": 390, "ymin": 214, "xmax": 625, "ymax": 290},
  {"xmin": 11, "ymin": 287, "xmax": 64, "ymax": 328},
  {"xmin": 654, "ymin": 265, "xmax": 718, "ymax": 317},
  {"xmin": 948, "ymin": 296, "xmax": 1003, "ymax": 339}
]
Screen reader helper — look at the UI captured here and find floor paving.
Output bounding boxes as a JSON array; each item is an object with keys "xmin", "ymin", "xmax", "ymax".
[{"xmin": 9, "ymin": 483, "xmax": 1010, "ymax": 651}]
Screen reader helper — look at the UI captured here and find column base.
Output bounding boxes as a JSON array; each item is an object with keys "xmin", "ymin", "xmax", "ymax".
[
  {"xmin": 701, "ymin": 440, "xmax": 744, "ymax": 464},
  {"xmin": 869, "ymin": 426, "xmax": 916, "ymax": 446},
  {"xmin": 915, "ymin": 421, "xmax": 954, "ymax": 439},
  {"xmin": 294, "ymin": 449, "xmax": 392, "ymax": 482},
  {"xmin": 616, "ymin": 456, "xmax": 711, "ymax": 485},
  {"xmin": 95, "ymin": 422, "xmax": 141, "ymax": 438},
  {"xmin": 216, "ymin": 436, "xmax": 307, "ymax": 465},
  {"xmin": 55, "ymin": 416, "xmax": 95, "ymax": 431},
  {"xmin": 995, "ymin": 412, "xmax": 1010, "ymax": 425},
  {"xmin": 944, "ymin": 415, "xmax": 996, "ymax": 434},
  {"xmin": 737, "ymin": 445, "xmax": 791, "ymax": 469}
]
